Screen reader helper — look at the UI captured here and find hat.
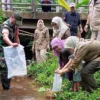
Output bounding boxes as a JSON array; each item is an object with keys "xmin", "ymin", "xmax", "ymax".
[
  {"xmin": 14, "ymin": 12, "xmax": 23, "ymax": 25},
  {"xmin": 69, "ymin": 2, "xmax": 76, "ymax": 8}
]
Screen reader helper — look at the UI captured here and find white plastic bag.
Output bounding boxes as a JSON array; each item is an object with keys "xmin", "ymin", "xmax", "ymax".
[
  {"xmin": 52, "ymin": 73, "xmax": 62, "ymax": 92},
  {"xmin": 3, "ymin": 45, "xmax": 27, "ymax": 79}
]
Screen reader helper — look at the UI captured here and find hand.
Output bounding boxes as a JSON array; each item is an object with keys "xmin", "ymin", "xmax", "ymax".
[
  {"xmin": 11, "ymin": 43, "xmax": 19, "ymax": 47},
  {"xmin": 55, "ymin": 69, "xmax": 63, "ymax": 75},
  {"xmin": 84, "ymin": 25, "xmax": 88, "ymax": 32}
]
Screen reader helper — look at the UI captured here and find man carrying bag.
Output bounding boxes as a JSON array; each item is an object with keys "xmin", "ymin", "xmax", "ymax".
[{"xmin": 0, "ymin": 12, "xmax": 23, "ymax": 90}]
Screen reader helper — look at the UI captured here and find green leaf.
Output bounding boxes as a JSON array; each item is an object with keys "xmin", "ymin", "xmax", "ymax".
[
  {"xmin": 38, "ymin": 87, "xmax": 46, "ymax": 92},
  {"xmin": 76, "ymin": 0, "xmax": 90, "ymax": 9}
]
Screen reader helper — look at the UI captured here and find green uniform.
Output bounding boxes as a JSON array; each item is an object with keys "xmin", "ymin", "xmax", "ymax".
[{"xmin": 0, "ymin": 19, "xmax": 18, "ymax": 90}]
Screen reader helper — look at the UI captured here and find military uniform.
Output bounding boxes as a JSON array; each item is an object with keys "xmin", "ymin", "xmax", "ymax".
[{"xmin": 0, "ymin": 19, "xmax": 19, "ymax": 90}]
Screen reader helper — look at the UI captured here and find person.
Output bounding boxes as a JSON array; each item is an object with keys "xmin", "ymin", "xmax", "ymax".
[
  {"xmin": 51, "ymin": 38, "xmax": 71, "ymax": 69},
  {"xmin": 64, "ymin": 2, "xmax": 83, "ymax": 37},
  {"xmin": 84, "ymin": 0, "xmax": 100, "ymax": 40},
  {"xmin": 41, "ymin": 0, "xmax": 53, "ymax": 12},
  {"xmin": 2, "ymin": 0, "xmax": 13, "ymax": 11},
  {"xmin": 57, "ymin": 36, "xmax": 100, "ymax": 92},
  {"xmin": 32, "ymin": 19, "xmax": 50, "ymax": 64},
  {"xmin": 51, "ymin": 37, "xmax": 82, "ymax": 92},
  {"xmin": 0, "ymin": 12, "xmax": 23, "ymax": 90},
  {"xmin": 51, "ymin": 38, "xmax": 74, "ymax": 90},
  {"xmin": 51, "ymin": 16, "xmax": 70, "ymax": 39}
]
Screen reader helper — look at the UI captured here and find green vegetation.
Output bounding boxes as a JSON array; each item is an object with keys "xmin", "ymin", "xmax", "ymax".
[
  {"xmin": 28, "ymin": 53, "xmax": 58, "ymax": 87},
  {"xmin": 28, "ymin": 53, "xmax": 100, "ymax": 100}
]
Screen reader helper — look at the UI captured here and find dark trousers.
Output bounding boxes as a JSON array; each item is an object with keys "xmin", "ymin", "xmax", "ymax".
[
  {"xmin": 81, "ymin": 61, "xmax": 100, "ymax": 92},
  {"xmin": 1, "ymin": 71, "xmax": 11, "ymax": 90},
  {"xmin": 41, "ymin": 1, "xmax": 52, "ymax": 12}
]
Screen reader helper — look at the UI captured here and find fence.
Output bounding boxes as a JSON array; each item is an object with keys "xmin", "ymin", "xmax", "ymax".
[{"xmin": 1, "ymin": 1, "xmax": 89, "ymax": 13}]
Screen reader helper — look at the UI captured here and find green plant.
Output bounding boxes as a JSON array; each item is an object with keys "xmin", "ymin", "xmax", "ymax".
[
  {"xmin": 28, "ymin": 52, "xmax": 58, "ymax": 88},
  {"xmin": 28, "ymin": 52, "xmax": 100, "ymax": 100},
  {"xmin": 76, "ymin": 0, "xmax": 90, "ymax": 9}
]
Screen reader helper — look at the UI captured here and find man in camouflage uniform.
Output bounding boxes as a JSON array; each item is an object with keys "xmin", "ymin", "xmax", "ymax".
[{"xmin": 0, "ymin": 13, "xmax": 23, "ymax": 90}]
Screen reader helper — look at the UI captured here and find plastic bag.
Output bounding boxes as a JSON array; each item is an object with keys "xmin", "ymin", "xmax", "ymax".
[
  {"xmin": 52, "ymin": 73, "xmax": 62, "ymax": 92},
  {"xmin": 3, "ymin": 45, "xmax": 27, "ymax": 79}
]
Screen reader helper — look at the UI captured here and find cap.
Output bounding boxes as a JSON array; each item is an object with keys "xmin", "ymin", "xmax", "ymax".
[
  {"xmin": 13, "ymin": 12, "xmax": 23, "ymax": 25},
  {"xmin": 69, "ymin": 2, "xmax": 76, "ymax": 8}
]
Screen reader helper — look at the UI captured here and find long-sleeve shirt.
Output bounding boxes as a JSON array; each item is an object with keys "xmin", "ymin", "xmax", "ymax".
[
  {"xmin": 34, "ymin": 27, "xmax": 50, "ymax": 50},
  {"xmin": 69, "ymin": 41, "xmax": 100, "ymax": 70}
]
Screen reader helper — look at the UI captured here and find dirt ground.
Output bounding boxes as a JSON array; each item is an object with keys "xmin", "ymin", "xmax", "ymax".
[{"xmin": 0, "ymin": 77, "xmax": 46, "ymax": 100}]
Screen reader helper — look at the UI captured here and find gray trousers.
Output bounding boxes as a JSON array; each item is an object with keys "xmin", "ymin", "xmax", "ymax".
[{"xmin": 81, "ymin": 61, "xmax": 100, "ymax": 92}]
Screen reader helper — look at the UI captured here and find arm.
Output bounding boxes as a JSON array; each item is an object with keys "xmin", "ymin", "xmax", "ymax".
[
  {"xmin": 61, "ymin": 58, "xmax": 73, "ymax": 71},
  {"xmin": 68, "ymin": 45, "xmax": 89, "ymax": 71},
  {"xmin": 46, "ymin": 28, "xmax": 50, "ymax": 49},
  {"xmin": 56, "ymin": 58, "xmax": 73, "ymax": 74},
  {"xmin": 59, "ymin": 45, "xmax": 89, "ymax": 74},
  {"xmin": 78, "ymin": 14, "xmax": 83, "ymax": 34},
  {"xmin": 84, "ymin": 15, "xmax": 90, "ymax": 32},
  {"xmin": 77, "ymin": 24, "xmax": 83, "ymax": 38},
  {"xmin": 2, "ymin": 29, "xmax": 18, "ymax": 46}
]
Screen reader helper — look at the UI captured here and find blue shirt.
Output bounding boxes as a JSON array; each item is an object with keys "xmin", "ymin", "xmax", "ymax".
[{"xmin": 65, "ymin": 12, "xmax": 81, "ymax": 36}]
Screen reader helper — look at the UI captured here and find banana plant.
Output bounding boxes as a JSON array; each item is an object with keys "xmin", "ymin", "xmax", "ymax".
[{"xmin": 76, "ymin": 0, "xmax": 90, "ymax": 9}]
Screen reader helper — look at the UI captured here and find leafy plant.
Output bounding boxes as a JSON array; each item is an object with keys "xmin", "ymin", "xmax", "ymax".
[
  {"xmin": 28, "ymin": 52, "xmax": 58, "ymax": 88},
  {"xmin": 76, "ymin": 0, "xmax": 90, "ymax": 9},
  {"xmin": 28, "ymin": 53, "xmax": 100, "ymax": 100}
]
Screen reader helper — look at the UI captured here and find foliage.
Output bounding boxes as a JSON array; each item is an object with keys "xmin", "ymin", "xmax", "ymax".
[
  {"xmin": 76, "ymin": 0, "xmax": 90, "ymax": 9},
  {"xmin": 28, "ymin": 53, "xmax": 100, "ymax": 100},
  {"xmin": 28, "ymin": 52, "xmax": 58, "ymax": 87},
  {"xmin": 0, "ymin": 9, "xmax": 6, "ymax": 24}
]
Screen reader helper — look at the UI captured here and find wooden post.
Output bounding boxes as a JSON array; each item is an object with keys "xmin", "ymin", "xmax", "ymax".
[
  {"xmin": 32, "ymin": 0, "xmax": 36, "ymax": 18},
  {"xmin": 32, "ymin": 0, "xmax": 36, "ymax": 12}
]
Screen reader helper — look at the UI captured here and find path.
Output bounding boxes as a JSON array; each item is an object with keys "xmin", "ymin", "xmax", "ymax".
[{"xmin": 0, "ymin": 77, "xmax": 46, "ymax": 100}]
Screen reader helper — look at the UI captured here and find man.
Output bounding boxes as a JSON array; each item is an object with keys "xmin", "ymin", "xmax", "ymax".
[
  {"xmin": 84, "ymin": 0, "xmax": 100, "ymax": 40},
  {"xmin": 64, "ymin": 2, "xmax": 83, "ymax": 37},
  {"xmin": 41, "ymin": 0, "xmax": 53, "ymax": 12},
  {"xmin": 0, "ymin": 13, "xmax": 23, "ymax": 90}
]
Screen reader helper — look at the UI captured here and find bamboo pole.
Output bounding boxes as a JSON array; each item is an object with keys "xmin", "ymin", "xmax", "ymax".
[
  {"xmin": 19, "ymin": 33, "xmax": 33, "ymax": 37},
  {"xmin": 19, "ymin": 29, "xmax": 33, "ymax": 35}
]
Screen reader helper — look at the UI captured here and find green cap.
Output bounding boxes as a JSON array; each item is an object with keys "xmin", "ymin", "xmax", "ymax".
[{"xmin": 14, "ymin": 12, "xmax": 23, "ymax": 25}]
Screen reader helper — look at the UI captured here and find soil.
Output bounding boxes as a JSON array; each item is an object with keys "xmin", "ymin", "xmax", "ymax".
[{"xmin": 0, "ymin": 76, "xmax": 47, "ymax": 100}]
